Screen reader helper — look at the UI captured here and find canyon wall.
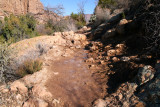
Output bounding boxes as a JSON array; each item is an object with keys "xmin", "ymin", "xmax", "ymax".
[{"xmin": 0, "ymin": 0, "xmax": 44, "ymax": 16}]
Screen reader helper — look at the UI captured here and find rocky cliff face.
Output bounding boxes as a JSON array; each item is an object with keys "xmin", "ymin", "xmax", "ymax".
[
  {"xmin": 0, "ymin": 0, "xmax": 44, "ymax": 16},
  {"xmin": 0, "ymin": 0, "xmax": 60, "ymax": 23}
]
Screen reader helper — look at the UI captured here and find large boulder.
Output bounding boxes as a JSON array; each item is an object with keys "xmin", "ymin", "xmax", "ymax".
[
  {"xmin": 136, "ymin": 65, "xmax": 155, "ymax": 85},
  {"xmin": 10, "ymin": 80, "xmax": 28, "ymax": 94},
  {"xmin": 93, "ymin": 99, "xmax": 107, "ymax": 107},
  {"xmin": 102, "ymin": 29, "xmax": 116, "ymax": 40},
  {"xmin": 116, "ymin": 19, "xmax": 129, "ymax": 35}
]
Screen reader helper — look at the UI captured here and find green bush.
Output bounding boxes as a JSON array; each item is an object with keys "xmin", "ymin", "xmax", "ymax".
[
  {"xmin": 89, "ymin": 15, "xmax": 97, "ymax": 23},
  {"xmin": 16, "ymin": 59, "xmax": 43, "ymax": 77},
  {"xmin": 98, "ymin": 0, "xmax": 132, "ymax": 9},
  {"xmin": 0, "ymin": 14, "xmax": 38, "ymax": 43},
  {"xmin": 70, "ymin": 12, "xmax": 86, "ymax": 29},
  {"xmin": 122, "ymin": 12, "xmax": 126, "ymax": 19},
  {"xmin": 98, "ymin": 0, "xmax": 117, "ymax": 8}
]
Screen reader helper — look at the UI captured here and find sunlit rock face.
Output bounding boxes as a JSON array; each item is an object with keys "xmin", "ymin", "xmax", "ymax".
[{"xmin": 0, "ymin": 0, "xmax": 44, "ymax": 16}]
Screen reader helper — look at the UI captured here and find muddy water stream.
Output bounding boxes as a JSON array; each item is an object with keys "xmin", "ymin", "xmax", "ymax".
[{"xmin": 46, "ymin": 50, "xmax": 103, "ymax": 106}]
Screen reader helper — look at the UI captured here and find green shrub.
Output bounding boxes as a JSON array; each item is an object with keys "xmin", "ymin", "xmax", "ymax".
[
  {"xmin": 70, "ymin": 12, "xmax": 86, "ymax": 29},
  {"xmin": 98, "ymin": 0, "xmax": 117, "ymax": 8},
  {"xmin": 89, "ymin": 15, "xmax": 97, "ymax": 23},
  {"xmin": 0, "ymin": 14, "xmax": 38, "ymax": 43},
  {"xmin": 16, "ymin": 59, "xmax": 42, "ymax": 77},
  {"xmin": 122, "ymin": 12, "xmax": 126, "ymax": 19},
  {"xmin": 98, "ymin": 0, "xmax": 132, "ymax": 9}
]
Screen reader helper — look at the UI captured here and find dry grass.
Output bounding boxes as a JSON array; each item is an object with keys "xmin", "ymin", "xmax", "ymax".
[{"xmin": 16, "ymin": 59, "xmax": 43, "ymax": 77}]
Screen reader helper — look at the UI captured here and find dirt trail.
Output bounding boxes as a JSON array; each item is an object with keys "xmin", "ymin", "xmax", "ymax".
[
  {"xmin": 0, "ymin": 33, "xmax": 107, "ymax": 107},
  {"xmin": 45, "ymin": 50, "xmax": 103, "ymax": 106}
]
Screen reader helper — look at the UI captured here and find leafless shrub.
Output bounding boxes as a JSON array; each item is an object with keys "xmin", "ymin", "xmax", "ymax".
[
  {"xmin": 135, "ymin": 0, "xmax": 160, "ymax": 55},
  {"xmin": 45, "ymin": 4, "xmax": 77, "ymax": 32},
  {"xmin": 0, "ymin": 43, "xmax": 15, "ymax": 83},
  {"xmin": 45, "ymin": 4, "xmax": 64, "ymax": 17},
  {"xmin": 77, "ymin": 0, "xmax": 86, "ymax": 15},
  {"xmin": 65, "ymin": 18, "xmax": 77, "ymax": 31},
  {"xmin": 93, "ymin": 6, "xmax": 111, "ymax": 27}
]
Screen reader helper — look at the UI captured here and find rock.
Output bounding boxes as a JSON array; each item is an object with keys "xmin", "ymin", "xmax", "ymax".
[
  {"xmin": 123, "ymin": 101, "xmax": 129, "ymax": 107},
  {"xmin": 118, "ymin": 93, "xmax": 123, "ymax": 100},
  {"xmin": 0, "ymin": 85, "xmax": 9, "ymax": 93},
  {"xmin": 115, "ymin": 44, "xmax": 126, "ymax": 55},
  {"xmin": 10, "ymin": 80, "xmax": 28, "ymax": 94},
  {"xmin": 0, "ymin": 0, "xmax": 44, "ymax": 15},
  {"xmin": 112, "ymin": 9, "xmax": 124, "ymax": 16},
  {"xmin": 85, "ymin": 58, "xmax": 95, "ymax": 63},
  {"xmin": 107, "ymin": 49, "xmax": 116, "ymax": 56},
  {"xmin": 88, "ymin": 64, "xmax": 96, "ymax": 69},
  {"xmin": 116, "ymin": 44, "xmax": 125, "ymax": 50},
  {"xmin": 104, "ymin": 45, "xmax": 112, "ymax": 51},
  {"xmin": 116, "ymin": 19, "xmax": 128, "ymax": 35},
  {"xmin": 82, "ymin": 26, "xmax": 87, "ymax": 29},
  {"xmin": 76, "ymin": 26, "xmax": 89, "ymax": 33},
  {"xmin": 0, "ymin": 0, "xmax": 61, "ymax": 23},
  {"xmin": 135, "ymin": 101, "xmax": 146, "ymax": 107},
  {"xmin": 102, "ymin": 29, "xmax": 116, "ymax": 40},
  {"xmin": 90, "ymin": 45, "xmax": 98, "ymax": 51},
  {"xmin": 37, "ymin": 99, "xmax": 48, "ymax": 107},
  {"xmin": 93, "ymin": 99, "xmax": 107, "ymax": 107},
  {"xmin": 32, "ymin": 85, "xmax": 52, "ymax": 101},
  {"xmin": 79, "ymin": 34, "xmax": 87, "ymax": 41},
  {"xmin": 119, "ymin": 19, "xmax": 128, "ymax": 26},
  {"xmin": 23, "ymin": 98, "xmax": 36, "ymax": 107},
  {"xmin": 120, "ymin": 56, "xmax": 130, "ymax": 62},
  {"xmin": 137, "ymin": 73, "xmax": 160, "ymax": 106},
  {"xmin": 23, "ymin": 98, "xmax": 48, "ymax": 107},
  {"xmin": 16, "ymin": 94, "xmax": 22, "ymax": 100},
  {"xmin": 155, "ymin": 62, "xmax": 160, "ymax": 74},
  {"xmin": 136, "ymin": 65, "xmax": 155, "ymax": 85},
  {"xmin": 103, "ymin": 82, "xmax": 139, "ymax": 107},
  {"xmin": 73, "ymin": 41, "xmax": 81, "ymax": 45},
  {"xmin": 112, "ymin": 57, "xmax": 120, "ymax": 62},
  {"xmin": 2, "ymin": 88, "xmax": 9, "ymax": 93},
  {"xmin": 100, "ymin": 60, "xmax": 106, "ymax": 65},
  {"xmin": 52, "ymin": 99, "xmax": 60, "ymax": 106},
  {"xmin": 75, "ymin": 45, "xmax": 81, "ymax": 49},
  {"xmin": 68, "ymin": 31, "xmax": 75, "ymax": 35}
]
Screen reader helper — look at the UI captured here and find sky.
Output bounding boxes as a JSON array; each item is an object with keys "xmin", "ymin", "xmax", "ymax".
[{"xmin": 40, "ymin": 0, "xmax": 96, "ymax": 16}]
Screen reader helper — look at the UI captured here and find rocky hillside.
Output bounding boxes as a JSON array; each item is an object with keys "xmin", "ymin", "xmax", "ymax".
[
  {"xmin": 0, "ymin": 0, "xmax": 59, "ymax": 23},
  {"xmin": 0, "ymin": 0, "xmax": 44, "ymax": 16},
  {"xmin": 0, "ymin": 0, "xmax": 160, "ymax": 107}
]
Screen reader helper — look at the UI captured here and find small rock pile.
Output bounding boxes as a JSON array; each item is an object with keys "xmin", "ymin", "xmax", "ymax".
[{"xmin": 93, "ymin": 65, "xmax": 159, "ymax": 107}]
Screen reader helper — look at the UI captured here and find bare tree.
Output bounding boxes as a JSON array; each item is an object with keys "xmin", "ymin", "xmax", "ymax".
[
  {"xmin": 77, "ymin": 0, "xmax": 87, "ymax": 15},
  {"xmin": 44, "ymin": 4, "xmax": 67, "ymax": 32},
  {"xmin": 77, "ymin": 0, "xmax": 87, "ymax": 24},
  {"xmin": 45, "ymin": 4, "xmax": 64, "ymax": 16},
  {"xmin": 45, "ymin": 4, "xmax": 64, "ymax": 21}
]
